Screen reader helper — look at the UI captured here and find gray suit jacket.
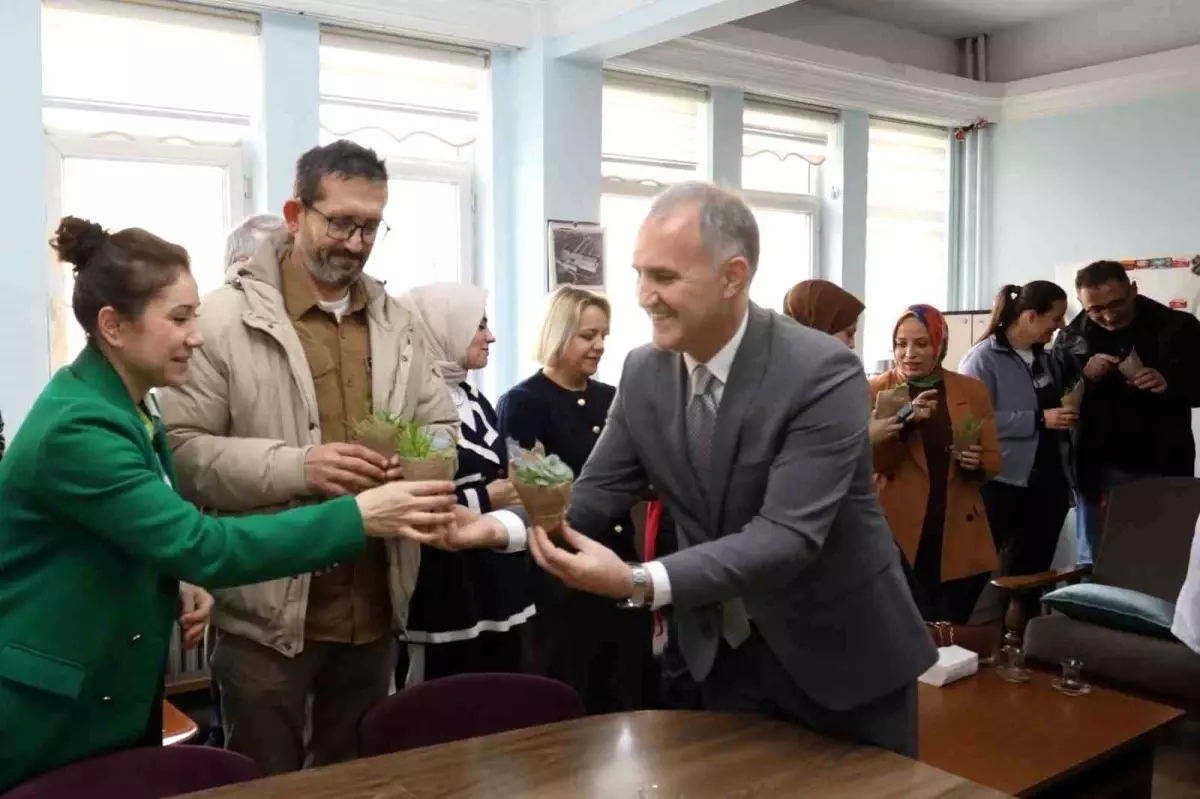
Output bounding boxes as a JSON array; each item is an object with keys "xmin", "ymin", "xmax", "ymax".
[{"xmin": 568, "ymin": 304, "xmax": 936, "ymax": 711}]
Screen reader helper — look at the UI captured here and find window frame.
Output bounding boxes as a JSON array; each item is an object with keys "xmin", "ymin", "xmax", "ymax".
[
  {"xmin": 43, "ymin": 134, "xmax": 245, "ymax": 370},
  {"xmin": 377, "ymin": 155, "xmax": 476, "ymax": 287},
  {"xmin": 743, "ymin": 187, "xmax": 822, "ymax": 285}
]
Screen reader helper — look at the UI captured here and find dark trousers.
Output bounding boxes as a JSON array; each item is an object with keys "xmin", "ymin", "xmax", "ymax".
[
  {"xmin": 701, "ymin": 629, "xmax": 918, "ymax": 758},
  {"xmin": 397, "ymin": 628, "xmax": 527, "ymax": 686},
  {"xmin": 981, "ymin": 474, "xmax": 1070, "ymax": 619},
  {"xmin": 529, "ymin": 583, "xmax": 653, "ymax": 715},
  {"xmin": 656, "ymin": 614, "xmax": 703, "ymax": 711},
  {"xmin": 211, "ymin": 632, "xmax": 394, "ymax": 774},
  {"xmin": 981, "ymin": 476, "xmax": 1070, "ymax": 576}
]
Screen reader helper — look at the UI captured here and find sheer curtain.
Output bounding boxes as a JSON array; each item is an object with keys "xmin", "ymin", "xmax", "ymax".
[{"xmin": 862, "ymin": 119, "xmax": 951, "ymax": 366}]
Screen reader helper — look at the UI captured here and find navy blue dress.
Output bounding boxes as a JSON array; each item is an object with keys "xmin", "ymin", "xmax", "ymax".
[
  {"xmin": 497, "ymin": 372, "xmax": 652, "ymax": 713},
  {"xmin": 402, "ymin": 383, "xmax": 535, "ymax": 681}
]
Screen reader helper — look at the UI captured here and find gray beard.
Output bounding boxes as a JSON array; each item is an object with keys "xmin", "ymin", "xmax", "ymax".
[{"xmin": 304, "ymin": 250, "xmax": 362, "ymax": 289}]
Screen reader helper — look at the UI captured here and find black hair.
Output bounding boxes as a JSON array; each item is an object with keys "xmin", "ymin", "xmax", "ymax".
[
  {"xmin": 978, "ymin": 280, "xmax": 1067, "ymax": 343},
  {"xmin": 1075, "ymin": 260, "xmax": 1130, "ymax": 291},
  {"xmin": 293, "ymin": 140, "xmax": 388, "ymax": 207},
  {"xmin": 50, "ymin": 216, "xmax": 190, "ymax": 341}
]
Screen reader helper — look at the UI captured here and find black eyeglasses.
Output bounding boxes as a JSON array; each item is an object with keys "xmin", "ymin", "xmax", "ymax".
[{"xmin": 306, "ymin": 205, "xmax": 390, "ymax": 244}]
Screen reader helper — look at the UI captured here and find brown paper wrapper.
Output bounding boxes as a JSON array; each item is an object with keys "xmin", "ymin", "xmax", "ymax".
[
  {"xmin": 1061, "ymin": 380, "xmax": 1085, "ymax": 412},
  {"xmin": 1118, "ymin": 348, "xmax": 1144, "ymax": 380},
  {"xmin": 398, "ymin": 456, "xmax": 456, "ymax": 482},
  {"xmin": 874, "ymin": 385, "xmax": 910, "ymax": 419},
  {"xmin": 511, "ymin": 479, "xmax": 572, "ymax": 534},
  {"xmin": 352, "ymin": 428, "xmax": 398, "ymax": 459}
]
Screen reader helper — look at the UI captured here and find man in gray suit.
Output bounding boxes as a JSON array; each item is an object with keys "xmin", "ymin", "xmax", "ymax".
[{"xmin": 452, "ymin": 181, "xmax": 935, "ymax": 756}]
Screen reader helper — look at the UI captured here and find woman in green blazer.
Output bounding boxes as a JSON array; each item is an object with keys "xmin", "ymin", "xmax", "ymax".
[{"xmin": 0, "ymin": 218, "xmax": 462, "ymax": 791}]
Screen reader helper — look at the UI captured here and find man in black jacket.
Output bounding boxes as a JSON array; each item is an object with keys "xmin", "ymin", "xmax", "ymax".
[{"xmin": 1056, "ymin": 260, "xmax": 1200, "ymax": 564}]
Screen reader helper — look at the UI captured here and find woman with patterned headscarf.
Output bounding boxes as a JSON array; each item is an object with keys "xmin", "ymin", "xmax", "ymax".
[
  {"xmin": 868, "ymin": 304, "xmax": 1003, "ymax": 624},
  {"xmin": 399, "ymin": 283, "xmax": 534, "ymax": 684}
]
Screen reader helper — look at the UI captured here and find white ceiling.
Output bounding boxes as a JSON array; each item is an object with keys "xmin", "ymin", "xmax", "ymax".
[{"xmin": 804, "ymin": 0, "xmax": 1120, "ymax": 38}]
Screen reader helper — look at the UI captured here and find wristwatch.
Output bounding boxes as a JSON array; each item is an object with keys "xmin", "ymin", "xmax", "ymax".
[{"xmin": 624, "ymin": 563, "xmax": 654, "ymax": 608}]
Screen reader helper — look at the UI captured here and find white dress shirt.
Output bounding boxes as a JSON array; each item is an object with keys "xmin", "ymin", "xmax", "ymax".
[
  {"xmin": 645, "ymin": 309, "xmax": 750, "ymax": 608},
  {"xmin": 1172, "ymin": 514, "xmax": 1200, "ymax": 655},
  {"xmin": 497, "ymin": 308, "xmax": 751, "ymax": 609}
]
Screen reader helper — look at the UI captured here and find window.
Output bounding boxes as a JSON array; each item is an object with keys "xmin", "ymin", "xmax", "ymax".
[
  {"xmin": 42, "ymin": 0, "xmax": 255, "ymax": 368},
  {"xmin": 319, "ymin": 32, "xmax": 484, "ymax": 295},
  {"xmin": 863, "ymin": 119, "xmax": 950, "ymax": 366},
  {"xmin": 741, "ymin": 99, "xmax": 834, "ymax": 313},
  {"xmin": 45, "ymin": 139, "xmax": 244, "ymax": 368},
  {"xmin": 599, "ymin": 75, "xmax": 705, "ymax": 384},
  {"xmin": 42, "ymin": 0, "xmax": 257, "ymax": 143}
]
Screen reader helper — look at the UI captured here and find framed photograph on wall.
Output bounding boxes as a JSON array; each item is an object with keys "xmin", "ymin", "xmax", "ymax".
[{"xmin": 547, "ymin": 220, "xmax": 605, "ymax": 291}]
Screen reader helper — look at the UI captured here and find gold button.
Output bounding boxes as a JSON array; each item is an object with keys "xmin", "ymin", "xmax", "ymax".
[
  {"xmin": 577, "ymin": 398, "xmax": 586, "ymax": 406},
  {"xmin": 592, "ymin": 425, "xmax": 601, "ymax": 434},
  {"xmin": 614, "ymin": 525, "xmax": 623, "ymax": 533}
]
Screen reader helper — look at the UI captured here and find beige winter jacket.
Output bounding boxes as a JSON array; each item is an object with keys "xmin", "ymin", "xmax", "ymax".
[{"xmin": 159, "ymin": 232, "xmax": 457, "ymax": 657}]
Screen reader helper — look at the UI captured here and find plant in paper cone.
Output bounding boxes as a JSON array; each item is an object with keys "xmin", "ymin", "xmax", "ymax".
[
  {"xmin": 395, "ymin": 422, "xmax": 457, "ymax": 481},
  {"xmin": 1118, "ymin": 347, "xmax": 1144, "ymax": 380},
  {"xmin": 874, "ymin": 384, "xmax": 910, "ymax": 419},
  {"xmin": 507, "ymin": 438, "xmax": 574, "ymax": 534},
  {"xmin": 1061, "ymin": 378, "xmax": 1085, "ymax": 412},
  {"xmin": 952, "ymin": 416, "xmax": 982, "ymax": 453},
  {"xmin": 349, "ymin": 411, "xmax": 405, "ymax": 459}
]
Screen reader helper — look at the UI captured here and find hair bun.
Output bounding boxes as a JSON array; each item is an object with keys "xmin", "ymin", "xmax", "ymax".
[{"xmin": 51, "ymin": 216, "xmax": 108, "ymax": 271}]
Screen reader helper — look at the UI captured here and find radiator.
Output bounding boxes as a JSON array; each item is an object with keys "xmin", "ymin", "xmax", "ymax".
[{"xmin": 165, "ymin": 622, "xmax": 211, "ymax": 690}]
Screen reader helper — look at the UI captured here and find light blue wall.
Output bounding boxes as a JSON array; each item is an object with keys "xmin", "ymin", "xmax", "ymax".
[
  {"xmin": 255, "ymin": 12, "xmax": 320, "ymax": 213},
  {"xmin": 705, "ymin": 87, "xmax": 744, "ymax": 187},
  {"xmin": 501, "ymin": 44, "xmax": 602, "ymax": 391},
  {"xmin": 1, "ymin": 0, "xmax": 48, "ymax": 431},
  {"xmin": 989, "ymin": 91, "xmax": 1200, "ymax": 288},
  {"xmin": 820, "ymin": 109, "xmax": 869, "ymax": 349}
]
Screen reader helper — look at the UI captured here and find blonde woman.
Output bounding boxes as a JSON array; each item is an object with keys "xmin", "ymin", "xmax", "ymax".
[{"xmin": 497, "ymin": 286, "xmax": 651, "ymax": 713}]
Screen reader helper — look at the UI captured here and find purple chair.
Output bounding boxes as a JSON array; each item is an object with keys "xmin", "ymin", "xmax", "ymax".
[
  {"xmin": 360, "ymin": 673, "xmax": 585, "ymax": 756},
  {"xmin": 3, "ymin": 745, "xmax": 260, "ymax": 799}
]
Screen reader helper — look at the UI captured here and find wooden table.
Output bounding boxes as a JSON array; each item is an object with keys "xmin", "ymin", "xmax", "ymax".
[
  {"xmin": 920, "ymin": 667, "xmax": 1185, "ymax": 797},
  {"xmin": 163, "ymin": 699, "xmax": 199, "ymax": 746},
  {"xmin": 182, "ymin": 710, "xmax": 1005, "ymax": 798}
]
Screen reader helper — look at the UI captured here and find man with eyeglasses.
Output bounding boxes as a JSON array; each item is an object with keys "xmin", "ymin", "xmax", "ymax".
[
  {"xmin": 159, "ymin": 140, "xmax": 523, "ymax": 773},
  {"xmin": 1056, "ymin": 260, "xmax": 1200, "ymax": 564}
]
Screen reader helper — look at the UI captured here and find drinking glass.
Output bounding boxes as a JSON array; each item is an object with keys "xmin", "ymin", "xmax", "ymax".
[
  {"xmin": 996, "ymin": 644, "xmax": 1032, "ymax": 683},
  {"xmin": 1052, "ymin": 658, "xmax": 1092, "ymax": 696}
]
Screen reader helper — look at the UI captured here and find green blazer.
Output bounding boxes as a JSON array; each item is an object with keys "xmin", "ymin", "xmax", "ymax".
[{"xmin": 0, "ymin": 346, "xmax": 366, "ymax": 791}]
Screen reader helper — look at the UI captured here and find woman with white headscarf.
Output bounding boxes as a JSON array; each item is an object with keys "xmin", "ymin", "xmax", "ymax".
[{"xmin": 399, "ymin": 283, "xmax": 533, "ymax": 683}]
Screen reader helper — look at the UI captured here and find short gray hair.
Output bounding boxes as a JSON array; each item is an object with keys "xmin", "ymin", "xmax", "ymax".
[
  {"xmin": 224, "ymin": 214, "xmax": 286, "ymax": 267},
  {"xmin": 645, "ymin": 181, "xmax": 759, "ymax": 277}
]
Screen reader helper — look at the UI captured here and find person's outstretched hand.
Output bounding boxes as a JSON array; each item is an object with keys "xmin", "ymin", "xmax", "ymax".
[
  {"xmin": 355, "ymin": 480, "xmax": 457, "ymax": 545},
  {"xmin": 529, "ymin": 523, "xmax": 633, "ymax": 599}
]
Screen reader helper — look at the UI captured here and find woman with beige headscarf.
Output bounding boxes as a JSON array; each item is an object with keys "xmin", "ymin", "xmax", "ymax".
[{"xmin": 397, "ymin": 283, "xmax": 534, "ymax": 684}]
